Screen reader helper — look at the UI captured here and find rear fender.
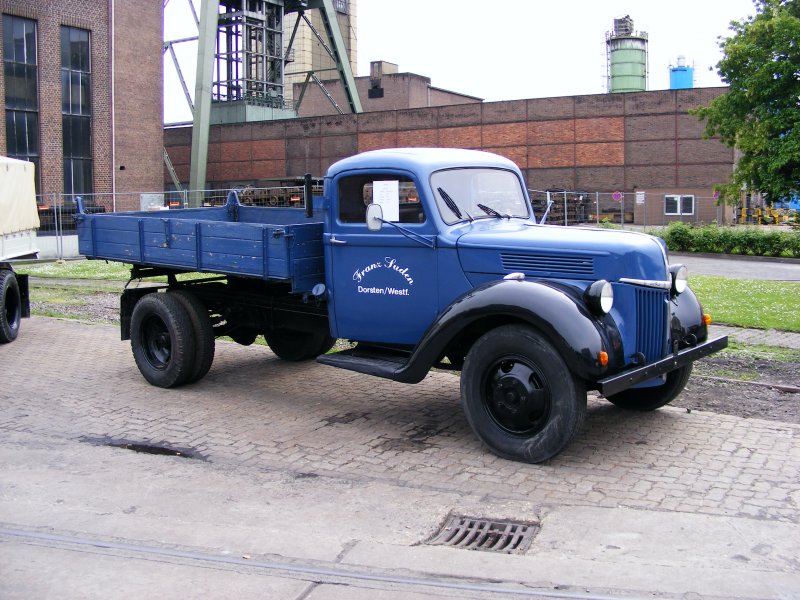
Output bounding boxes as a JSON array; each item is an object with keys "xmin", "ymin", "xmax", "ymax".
[
  {"xmin": 121, "ymin": 287, "xmax": 161, "ymax": 340},
  {"xmin": 17, "ymin": 273, "xmax": 30, "ymax": 318},
  {"xmin": 396, "ymin": 279, "xmax": 614, "ymax": 383}
]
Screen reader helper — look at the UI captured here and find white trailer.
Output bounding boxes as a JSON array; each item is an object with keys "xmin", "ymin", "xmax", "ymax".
[{"xmin": 0, "ymin": 156, "xmax": 39, "ymax": 342}]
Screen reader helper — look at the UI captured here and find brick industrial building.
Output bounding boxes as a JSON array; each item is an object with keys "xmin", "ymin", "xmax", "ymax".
[
  {"xmin": 0, "ymin": 0, "xmax": 163, "ymax": 204},
  {"xmin": 2, "ymin": 0, "xmax": 734, "ymax": 225},
  {"xmin": 293, "ymin": 61, "xmax": 482, "ymax": 117},
  {"xmin": 164, "ymin": 86, "xmax": 734, "ymax": 224}
]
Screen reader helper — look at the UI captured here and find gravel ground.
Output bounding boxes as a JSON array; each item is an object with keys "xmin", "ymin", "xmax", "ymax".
[{"xmin": 29, "ymin": 282, "xmax": 800, "ymax": 425}]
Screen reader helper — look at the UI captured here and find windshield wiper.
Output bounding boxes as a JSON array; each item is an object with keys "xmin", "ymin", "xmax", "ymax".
[
  {"xmin": 477, "ymin": 203, "xmax": 505, "ymax": 218},
  {"xmin": 437, "ymin": 187, "xmax": 473, "ymax": 222}
]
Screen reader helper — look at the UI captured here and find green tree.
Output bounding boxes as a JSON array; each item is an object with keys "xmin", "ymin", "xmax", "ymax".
[{"xmin": 693, "ymin": 0, "xmax": 800, "ymax": 203}]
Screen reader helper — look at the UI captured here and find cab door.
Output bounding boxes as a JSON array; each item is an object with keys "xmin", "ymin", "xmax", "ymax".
[{"xmin": 325, "ymin": 171, "xmax": 437, "ymax": 345}]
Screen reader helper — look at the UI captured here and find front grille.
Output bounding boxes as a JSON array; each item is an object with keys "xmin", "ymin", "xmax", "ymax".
[
  {"xmin": 500, "ymin": 252, "xmax": 594, "ymax": 277},
  {"xmin": 635, "ymin": 287, "xmax": 669, "ymax": 363}
]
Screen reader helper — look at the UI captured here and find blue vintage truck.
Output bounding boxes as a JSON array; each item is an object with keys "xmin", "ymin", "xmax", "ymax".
[{"xmin": 76, "ymin": 148, "xmax": 727, "ymax": 463}]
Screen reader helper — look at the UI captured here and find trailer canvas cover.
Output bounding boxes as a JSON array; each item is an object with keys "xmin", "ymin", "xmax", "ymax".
[{"xmin": 0, "ymin": 156, "xmax": 39, "ymax": 237}]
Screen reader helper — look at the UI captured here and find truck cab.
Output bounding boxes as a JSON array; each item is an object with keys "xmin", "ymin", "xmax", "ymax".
[{"xmin": 317, "ymin": 148, "xmax": 725, "ymax": 461}]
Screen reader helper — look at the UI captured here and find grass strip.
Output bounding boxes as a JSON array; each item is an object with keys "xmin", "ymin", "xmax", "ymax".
[{"xmin": 690, "ymin": 275, "xmax": 800, "ymax": 332}]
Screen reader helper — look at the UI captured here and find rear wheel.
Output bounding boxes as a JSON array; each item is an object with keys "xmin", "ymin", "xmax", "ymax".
[
  {"xmin": 0, "ymin": 270, "xmax": 21, "ymax": 343},
  {"xmin": 264, "ymin": 328, "xmax": 335, "ymax": 361},
  {"xmin": 461, "ymin": 325, "xmax": 586, "ymax": 463},
  {"xmin": 168, "ymin": 290, "xmax": 215, "ymax": 384},
  {"xmin": 130, "ymin": 293, "xmax": 196, "ymax": 388},
  {"xmin": 605, "ymin": 365, "xmax": 692, "ymax": 411}
]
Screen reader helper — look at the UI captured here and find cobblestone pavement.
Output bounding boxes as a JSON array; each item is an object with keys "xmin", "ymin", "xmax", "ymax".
[{"xmin": 3, "ymin": 318, "xmax": 798, "ymax": 525}]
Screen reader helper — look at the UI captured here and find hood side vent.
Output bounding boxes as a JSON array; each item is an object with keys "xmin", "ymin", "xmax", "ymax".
[{"xmin": 501, "ymin": 252, "xmax": 595, "ymax": 277}]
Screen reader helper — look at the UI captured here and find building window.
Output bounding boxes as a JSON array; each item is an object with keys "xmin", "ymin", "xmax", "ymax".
[
  {"xmin": 61, "ymin": 26, "xmax": 92, "ymax": 197},
  {"xmin": 334, "ymin": 0, "xmax": 347, "ymax": 14},
  {"xmin": 3, "ymin": 14, "xmax": 40, "ymax": 192},
  {"xmin": 664, "ymin": 194, "xmax": 694, "ymax": 216}
]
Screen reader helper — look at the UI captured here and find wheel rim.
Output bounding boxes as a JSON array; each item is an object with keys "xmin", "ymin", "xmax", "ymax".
[
  {"xmin": 483, "ymin": 356, "xmax": 551, "ymax": 435},
  {"xmin": 140, "ymin": 314, "xmax": 171, "ymax": 370}
]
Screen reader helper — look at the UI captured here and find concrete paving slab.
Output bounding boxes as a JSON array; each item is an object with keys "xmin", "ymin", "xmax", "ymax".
[
  {"xmin": 0, "ymin": 542, "xmax": 307, "ymax": 600},
  {"xmin": 343, "ymin": 507, "xmax": 800, "ymax": 599}
]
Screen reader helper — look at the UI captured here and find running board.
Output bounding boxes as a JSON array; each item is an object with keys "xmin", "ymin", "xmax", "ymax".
[{"xmin": 317, "ymin": 348, "xmax": 409, "ymax": 380}]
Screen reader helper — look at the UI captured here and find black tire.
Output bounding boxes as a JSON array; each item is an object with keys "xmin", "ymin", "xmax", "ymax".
[
  {"xmin": 264, "ymin": 328, "xmax": 335, "ymax": 361},
  {"xmin": 0, "ymin": 270, "xmax": 21, "ymax": 344},
  {"xmin": 130, "ymin": 293, "xmax": 197, "ymax": 388},
  {"xmin": 168, "ymin": 290, "xmax": 215, "ymax": 384},
  {"xmin": 461, "ymin": 325, "xmax": 586, "ymax": 463},
  {"xmin": 605, "ymin": 364, "xmax": 692, "ymax": 411}
]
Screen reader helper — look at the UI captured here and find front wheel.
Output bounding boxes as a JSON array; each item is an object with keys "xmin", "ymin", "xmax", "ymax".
[
  {"xmin": 605, "ymin": 365, "xmax": 692, "ymax": 411},
  {"xmin": 461, "ymin": 325, "xmax": 586, "ymax": 463},
  {"xmin": 0, "ymin": 270, "xmax": 21, "ymax": 343},
  {"xmin": 264, "ymin": 328, "xmax": 335, "ymax": 361}
]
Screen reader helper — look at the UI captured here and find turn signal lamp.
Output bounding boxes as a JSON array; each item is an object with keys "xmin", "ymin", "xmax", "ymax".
[
  {"xmin": 703, "ymin": 314, "xmax": 713, "ymax": 326},
  {"xmin": 598, "ymin": 351, "xmax": 609, "ymax": 367}
]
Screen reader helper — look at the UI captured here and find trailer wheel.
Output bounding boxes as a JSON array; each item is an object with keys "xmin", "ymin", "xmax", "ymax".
[
  {"xmin": 461, "ymin": 325, "xmax": 586, "ymax": 463},
  {"xmin": 264, "ymin": 328, "xmax": 335, "ymax": 361},
  {"xmin": 605, "ymin": 365, "xmax": 692, "ymax": 411},
  {"xmin": 0, "ymin": 270, "xmax": 21, "ymax": 344},
  {"xmin": 168, "ymin": 290, "xmax": 215, "ymax": 384},
  {"xmin": 130, "ymin": 293, "xmax": 196, "ymax": 388}
]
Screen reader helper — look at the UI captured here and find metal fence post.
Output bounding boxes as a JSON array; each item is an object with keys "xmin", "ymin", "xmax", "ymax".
[
  {"xmin": 642, "ymin": 193, "xmax": 646, "ymax": 230},
  {"xmin": 563, "ymin": 191, "xmax": 568, "ymax": 226},
  {"xmin": 55, "ymin": 193, "xmax": 63, "ymax": 260},
  {"xmin": 596, "ymin": 192, "xmax": 600, "ymax": 226}
]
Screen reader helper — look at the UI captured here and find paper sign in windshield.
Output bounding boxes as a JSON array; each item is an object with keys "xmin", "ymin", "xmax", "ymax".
[{"xmin": 373, "ymin": 180, "xmax": 399, "ymax": 222}]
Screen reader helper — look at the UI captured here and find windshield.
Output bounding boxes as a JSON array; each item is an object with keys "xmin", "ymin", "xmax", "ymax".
[{"xmin": 430, "ymin": 168, "xmax": 531, "ymax": 225}]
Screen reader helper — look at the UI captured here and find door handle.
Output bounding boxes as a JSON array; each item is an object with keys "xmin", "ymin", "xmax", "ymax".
[{"xmin": 329, "ymin": 236, "xmax": 347, "ymax": 245}]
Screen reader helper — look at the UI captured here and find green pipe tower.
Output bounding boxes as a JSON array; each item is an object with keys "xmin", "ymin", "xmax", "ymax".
[{"xmin": 606, "ymin": 15, "xmax": 648, "ymax": 93}]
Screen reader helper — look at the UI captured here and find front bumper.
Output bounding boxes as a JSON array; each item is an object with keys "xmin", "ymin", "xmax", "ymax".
[{"xmin": 596, "ymin": 335, "xmax": 728, "ymax": 396}]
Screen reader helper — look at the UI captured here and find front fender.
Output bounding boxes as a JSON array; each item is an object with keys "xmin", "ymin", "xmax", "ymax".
[
  {"xmin": 670, "ymin": 286, "xmax": 708, "ymax": 348},
  {"xmin": 395, "ymin": 279, "xmax": 613, "ymax": 383}
]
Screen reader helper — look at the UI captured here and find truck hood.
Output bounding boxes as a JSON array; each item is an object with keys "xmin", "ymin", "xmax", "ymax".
[{"xmin": 456, "ymin": 221, "xmax": 669, "ymax": 283}]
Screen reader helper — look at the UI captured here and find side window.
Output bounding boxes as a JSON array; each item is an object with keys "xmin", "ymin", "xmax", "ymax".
[{"xmin": 338, "ymin": 175, "xmax": 425, "ymax": 224}]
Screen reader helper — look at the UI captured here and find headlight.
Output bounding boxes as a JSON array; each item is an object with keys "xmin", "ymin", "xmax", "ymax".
[
  {"xmin": 669, "ymin": 264, "xmax": 688, "ymax": 295},
  {"xmin": 585, "ymin": 279, "xmax": 613, "ymax": 315}
]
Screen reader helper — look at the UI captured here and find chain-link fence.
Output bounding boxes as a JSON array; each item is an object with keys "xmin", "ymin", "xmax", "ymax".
[
  {"xmin": 529, "ymin": 189, "xmax": 731, "ymax": 228},
  {"xmin": 35, "ymin": 185, "xmax": 790, "ymax": 259}
]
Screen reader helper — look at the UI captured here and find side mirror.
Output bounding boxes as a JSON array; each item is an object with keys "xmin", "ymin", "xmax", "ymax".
[{"xmin": 366, "ymin": 203, "xmax": 383, "ymax": 231}]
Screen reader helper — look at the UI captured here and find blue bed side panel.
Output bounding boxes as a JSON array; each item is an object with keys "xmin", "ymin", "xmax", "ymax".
[{"xmin": 76, "ymin": 206, "xmax": 326, "ymax": 293}]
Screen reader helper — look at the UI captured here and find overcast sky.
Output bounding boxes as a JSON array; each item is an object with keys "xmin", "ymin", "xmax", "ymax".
[{"xmin": 164, "ymin": 0, "xmax": 758, "ymax": 122}]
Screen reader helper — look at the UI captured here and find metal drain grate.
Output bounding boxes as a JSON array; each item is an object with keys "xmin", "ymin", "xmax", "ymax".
[{"xmin": 425, "ymin": 514, "xmax": 539, "ymax": 554}]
